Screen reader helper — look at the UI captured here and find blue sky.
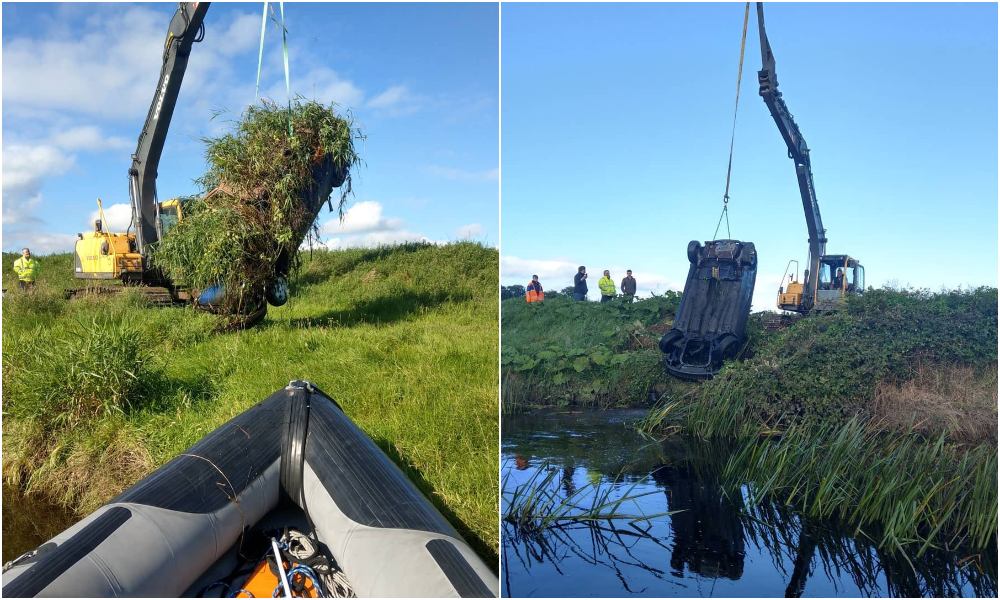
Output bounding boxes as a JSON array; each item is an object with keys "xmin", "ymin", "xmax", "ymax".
[
  {"xmin": 501, "ymin": 2, "xmax": 998, "ymax": 309},
  {"xmin": 3, "ymin": 2, "xmax": 498, "ymax": 254}
]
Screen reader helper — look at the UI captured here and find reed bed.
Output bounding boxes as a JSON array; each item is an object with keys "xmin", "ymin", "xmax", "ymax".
[
  {"xmin": 720, "ymin": 419, "xmax": 997, "ymax": 553},
  {"xmin": 502, "ymin": 464, "xmax": 671, "ymax": 533},
  {"xmin": 641, "ymin": 288, "xmax": 998, "ymax": 554}
]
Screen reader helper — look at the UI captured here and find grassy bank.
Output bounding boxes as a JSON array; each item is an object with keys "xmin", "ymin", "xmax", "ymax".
[
  {"xmin": 502, "ymin": 285, "xmax": 997, "ymax": 553},
  {"xmin": 644, "ymin": 287, "xmax": 998, "ymax": 554},
  {"xmin": 501, "ymin": 293, "xmax": 684, "ymax": 412},
  {"xmin": 2, "ymin": 242, "xmax": 499, "ymax": 561}
]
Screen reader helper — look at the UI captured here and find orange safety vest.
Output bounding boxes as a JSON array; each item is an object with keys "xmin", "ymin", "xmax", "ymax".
[{"xmin": 526, "ymin": 289, "xmax": 544, "ymax": 303}]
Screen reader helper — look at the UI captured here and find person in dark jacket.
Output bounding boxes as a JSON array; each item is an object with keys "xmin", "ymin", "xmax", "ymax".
[
  {"xmin": 573, "ymin": 266, "xmax": 588, "ymax": 301},
  {"xmin": 621, "ymin": 269, "xmax": 637, "ymax": 303}
]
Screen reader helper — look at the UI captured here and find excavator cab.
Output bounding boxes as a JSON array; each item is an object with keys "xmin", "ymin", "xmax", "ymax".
[
  {"xmin": 778, "ymin": 255, "xmax": 864, "ymax": 313},
  {"xmin": 156, "ymin": 198, "xmax": 185, "ymax": 238}
]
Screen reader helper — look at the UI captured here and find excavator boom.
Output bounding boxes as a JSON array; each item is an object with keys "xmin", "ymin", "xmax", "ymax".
[
  {"xmin": 756, "ymin": 2, "xmax": 826, "ymax": 307},
  {"xmin": 130, "ymin": 2, "xmax": 210, "ymax": 257}
]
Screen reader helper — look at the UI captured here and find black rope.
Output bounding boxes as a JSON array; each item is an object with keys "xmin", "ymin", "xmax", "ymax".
[
  {"xmin": 714, "ymin": 2, "xmax": 750, "ymax": 241},
  {"xmin": 713, "ymin": 205, "xmax": 731, "ymax": 241}
]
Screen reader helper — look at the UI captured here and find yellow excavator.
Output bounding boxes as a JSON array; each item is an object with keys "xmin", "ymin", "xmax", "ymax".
[
  {"xmin": 756, "ymin": 3, "xmax": 865, "ymax": 313},
  {"xmin": 72, "ymin": 3, "xmax": 207, "ymax": 297},
  {"xmin": 72, "ymin": 2, "xmax": 348, "ymax": 320}
]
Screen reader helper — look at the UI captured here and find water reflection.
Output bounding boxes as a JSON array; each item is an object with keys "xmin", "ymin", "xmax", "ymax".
[{"xmin": 502, "ymin": 410, "xmax": 997, "ymax": 598}]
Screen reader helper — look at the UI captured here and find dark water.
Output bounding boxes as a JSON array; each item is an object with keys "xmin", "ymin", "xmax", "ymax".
[
  {"xmin": 502, "ymin": 410, "xmax": 997, "ymax": 598},
  {"xmin": 2, "ymin": 485, "xmax": 77, "ymax": 563}
]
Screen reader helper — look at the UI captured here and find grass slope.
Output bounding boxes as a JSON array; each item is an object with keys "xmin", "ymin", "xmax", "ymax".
[
  {"xmin": 502, "ymin": 285, "xmax": 998, "ymax": 553},
  {"xmin": 501, "ymin": 293, "xmax": 683, "ymax": 412},
  {"xmin": 2, "ymin": 243, "xmax": 499, "ymax": 562}
]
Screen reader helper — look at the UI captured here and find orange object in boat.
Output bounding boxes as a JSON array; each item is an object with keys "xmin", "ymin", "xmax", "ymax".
[{"xmin": 232, "ymin": 559, "xmax": 320, "ymax": 598}]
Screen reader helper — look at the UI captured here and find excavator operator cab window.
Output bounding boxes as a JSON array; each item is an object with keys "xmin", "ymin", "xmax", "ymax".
[
  {"xmin": 159, "ymin": 204, "xmax": 180, "ymax": 236},
  {"xmin": 818, "ymin": 263, "xmax": 832, "ymax": 290}
]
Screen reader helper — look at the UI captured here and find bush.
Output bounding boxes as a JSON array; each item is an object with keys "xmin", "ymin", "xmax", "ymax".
[
  {"xmin": 688, "ymin": 287, "xmax": 998, "ymax": 432},
  {"xmin": 3, "ymin": 315, "xmax": 153, "ymax": 430},
  {"xmin": 501, "ymin": 293, "xmax": 682, "ymax": 408}
]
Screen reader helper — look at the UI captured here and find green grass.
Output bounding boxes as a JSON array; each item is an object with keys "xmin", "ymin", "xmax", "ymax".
[
  {"xmin": 501, "ymin": 293, "xmax": 684, "ymax": 411},
  {"xmin": 636, "ymin": 287, "xmax": 998, "ymax": 554},
  {"xmin": 2, "ymin": 242, "xmax": 499, "ymax": 562},
  {"xmin": 502, "ymin": 464, "xmax": 670, "ymax": 533}
]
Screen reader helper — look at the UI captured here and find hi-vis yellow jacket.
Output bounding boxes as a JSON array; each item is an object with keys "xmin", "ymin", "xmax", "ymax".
[
  {"xmin": 598, "ymin": 276, "xmax": 616, "ymax": 297},
  {"xmin": 13, "ymin": 257, "xmax": 39, "ymax": 282}
]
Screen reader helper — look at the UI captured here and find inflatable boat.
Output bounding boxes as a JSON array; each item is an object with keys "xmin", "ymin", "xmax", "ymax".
[{"xmin": 2, "ymin": 381, "xmax": 498, "ymax": 598}]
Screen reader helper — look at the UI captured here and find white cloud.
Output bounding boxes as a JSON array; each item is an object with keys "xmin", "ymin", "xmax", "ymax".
[
  {"xmin": 426, "ymin": 165, "xmax": 499, "ymax": 182},
  {"xmin": 2, "ymin": 144, "xmax": 76, "ymax": 225},
  {"xmin": 8, "ymin": 233, "xmax": 78, "ymax": 255},
  {"xmin": 314, "ymin": 200, "xmax": 450, "ymax": 249},
  {"xmin": 217, "ymin": 13, "xmax": 262, "ymax": 57},
  {"xmin": 88, "ymin": 203, "xmax": 133, "ymax": 233},
  {"xmin": 3, "ymin": 6, "xmax": 262, "ymax": 122},
  {"xmin": 366, "ymin": 84, "xmax": 423, "ymax": 116},
  {"xmin": 456, "ymin": 223, "xmax": 483, "ymax": 239},
  {"xmin": 502, "ymin": 255, "xmax": 580, "ymax": 283},
  {"xmin": 368, "ymin": 85, "xmax": 409, "ymax": 109},
  {"xmin": 2, "ymin": 122, "xmax": 131, "ymax": 244},
  {"xmin": 317, "ymin": 230, "xmax": 433, "ymax": 250},
  {"xmin": 269, "ymin": 66, "xmax": 364, "ymax": 108},
  {"xmin": 320, "ymin": 201, "xmax": 403, "ymax": 235},
  {"xmin": 50, "ymin": 126, "xmax": 130, "ymax": 151}
]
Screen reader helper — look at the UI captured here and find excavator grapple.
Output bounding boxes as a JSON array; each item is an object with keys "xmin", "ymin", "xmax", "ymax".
[{"xmin": 660, "ymin": 240, "xmax": 757, "ymax": 380}]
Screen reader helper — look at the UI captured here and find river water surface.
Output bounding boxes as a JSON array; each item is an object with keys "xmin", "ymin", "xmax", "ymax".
[
  {"xmin": 2, "ymin": 484, "xmax": 76, "ymax": 563},
  {"xmin": 502, "ymin": 410, "xmax": 997, "ymax": 598}
]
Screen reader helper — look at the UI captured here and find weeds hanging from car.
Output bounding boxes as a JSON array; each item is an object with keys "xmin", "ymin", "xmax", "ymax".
[{"xmin": 151, "ymin": 99, "xmax": 363, "ymax": 312}]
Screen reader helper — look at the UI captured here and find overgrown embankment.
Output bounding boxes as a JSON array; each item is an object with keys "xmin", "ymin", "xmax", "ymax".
[
  {"xmin": 2, "ymin": 242, "xmax": 499, "ymax": 561},
  {"xmin": 502, "ymin": 286, "xmax": 998, "ymax": 553},
  {"xmin": 649, "ymin": 287, "xmax": 998, "ymax": 554},
  {"xmin": 501, "ymin": 293, "xmax": 684, "ymax": 412}
]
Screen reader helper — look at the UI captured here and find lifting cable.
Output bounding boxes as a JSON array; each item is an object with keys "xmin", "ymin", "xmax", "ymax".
[
  {"xmin": 713, "ymin": 2, "xmax": 751, "ymax": 241},
  {"xmin": 255, "ymin": 1, "xmax": 294, "ymax": 138}
]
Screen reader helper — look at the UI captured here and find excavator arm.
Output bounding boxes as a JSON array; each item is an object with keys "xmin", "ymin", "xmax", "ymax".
[
  {"xmin": 756, "ymin": 2, "xmax": 826, "ymax": 306},
  {"xmin": 129, "ymin": 2, "xmax": 210, "ymax": 257}
]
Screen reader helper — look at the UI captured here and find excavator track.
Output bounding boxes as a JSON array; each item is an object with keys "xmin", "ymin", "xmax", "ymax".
[
  {"xmin": 65, "ymin": 285, "xmax": 178, "ymax": 307},
  {"xmin": 760, "ymin": 312, "xmax": 802, "ymax": 331}
]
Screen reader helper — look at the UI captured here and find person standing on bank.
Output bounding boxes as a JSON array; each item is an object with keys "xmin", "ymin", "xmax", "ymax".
[
  {"xmin": 573, "ymin": 266, "xmax": 588, "ymax": 301},
  {"xmin": 599, "ymin": 270, "xmax": 616, "ymax": 303},
  {"xmin": 621, "ymin": 269, "xmax": 637, "ymax": 303},
  {"xmin": 13, "ymin": 247, "xmax": 39, "ymax": 291},
  {"xmin": 526, "ymin": 274, "xmax": 544, "ymax": 303}
]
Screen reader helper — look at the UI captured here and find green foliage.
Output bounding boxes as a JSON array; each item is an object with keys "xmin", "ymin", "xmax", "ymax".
[
  {"xmin": 687, "ymin": 287, "xmax": 998, "ymax": 433},
  {"xmin": 150, "ymin": 99, "xmax": 363, "ymax": 311},
  {"xmin": 638, "ymin": 287, "xmax": 1000, "ymax": 554},
  {"xmin": 721, "ymin": 419, "xmax": 998, "ymax": 553},
  {"xmin": 501, "ymin": 293, "xmax": 682, "ymax": 410},
  {"xmin": 2, "ymin": 243, "xmax": 498, "ymax": 560},
  {"xmin": 3, "ymin": 314, "xmax": 153, "ymax": 430}
]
